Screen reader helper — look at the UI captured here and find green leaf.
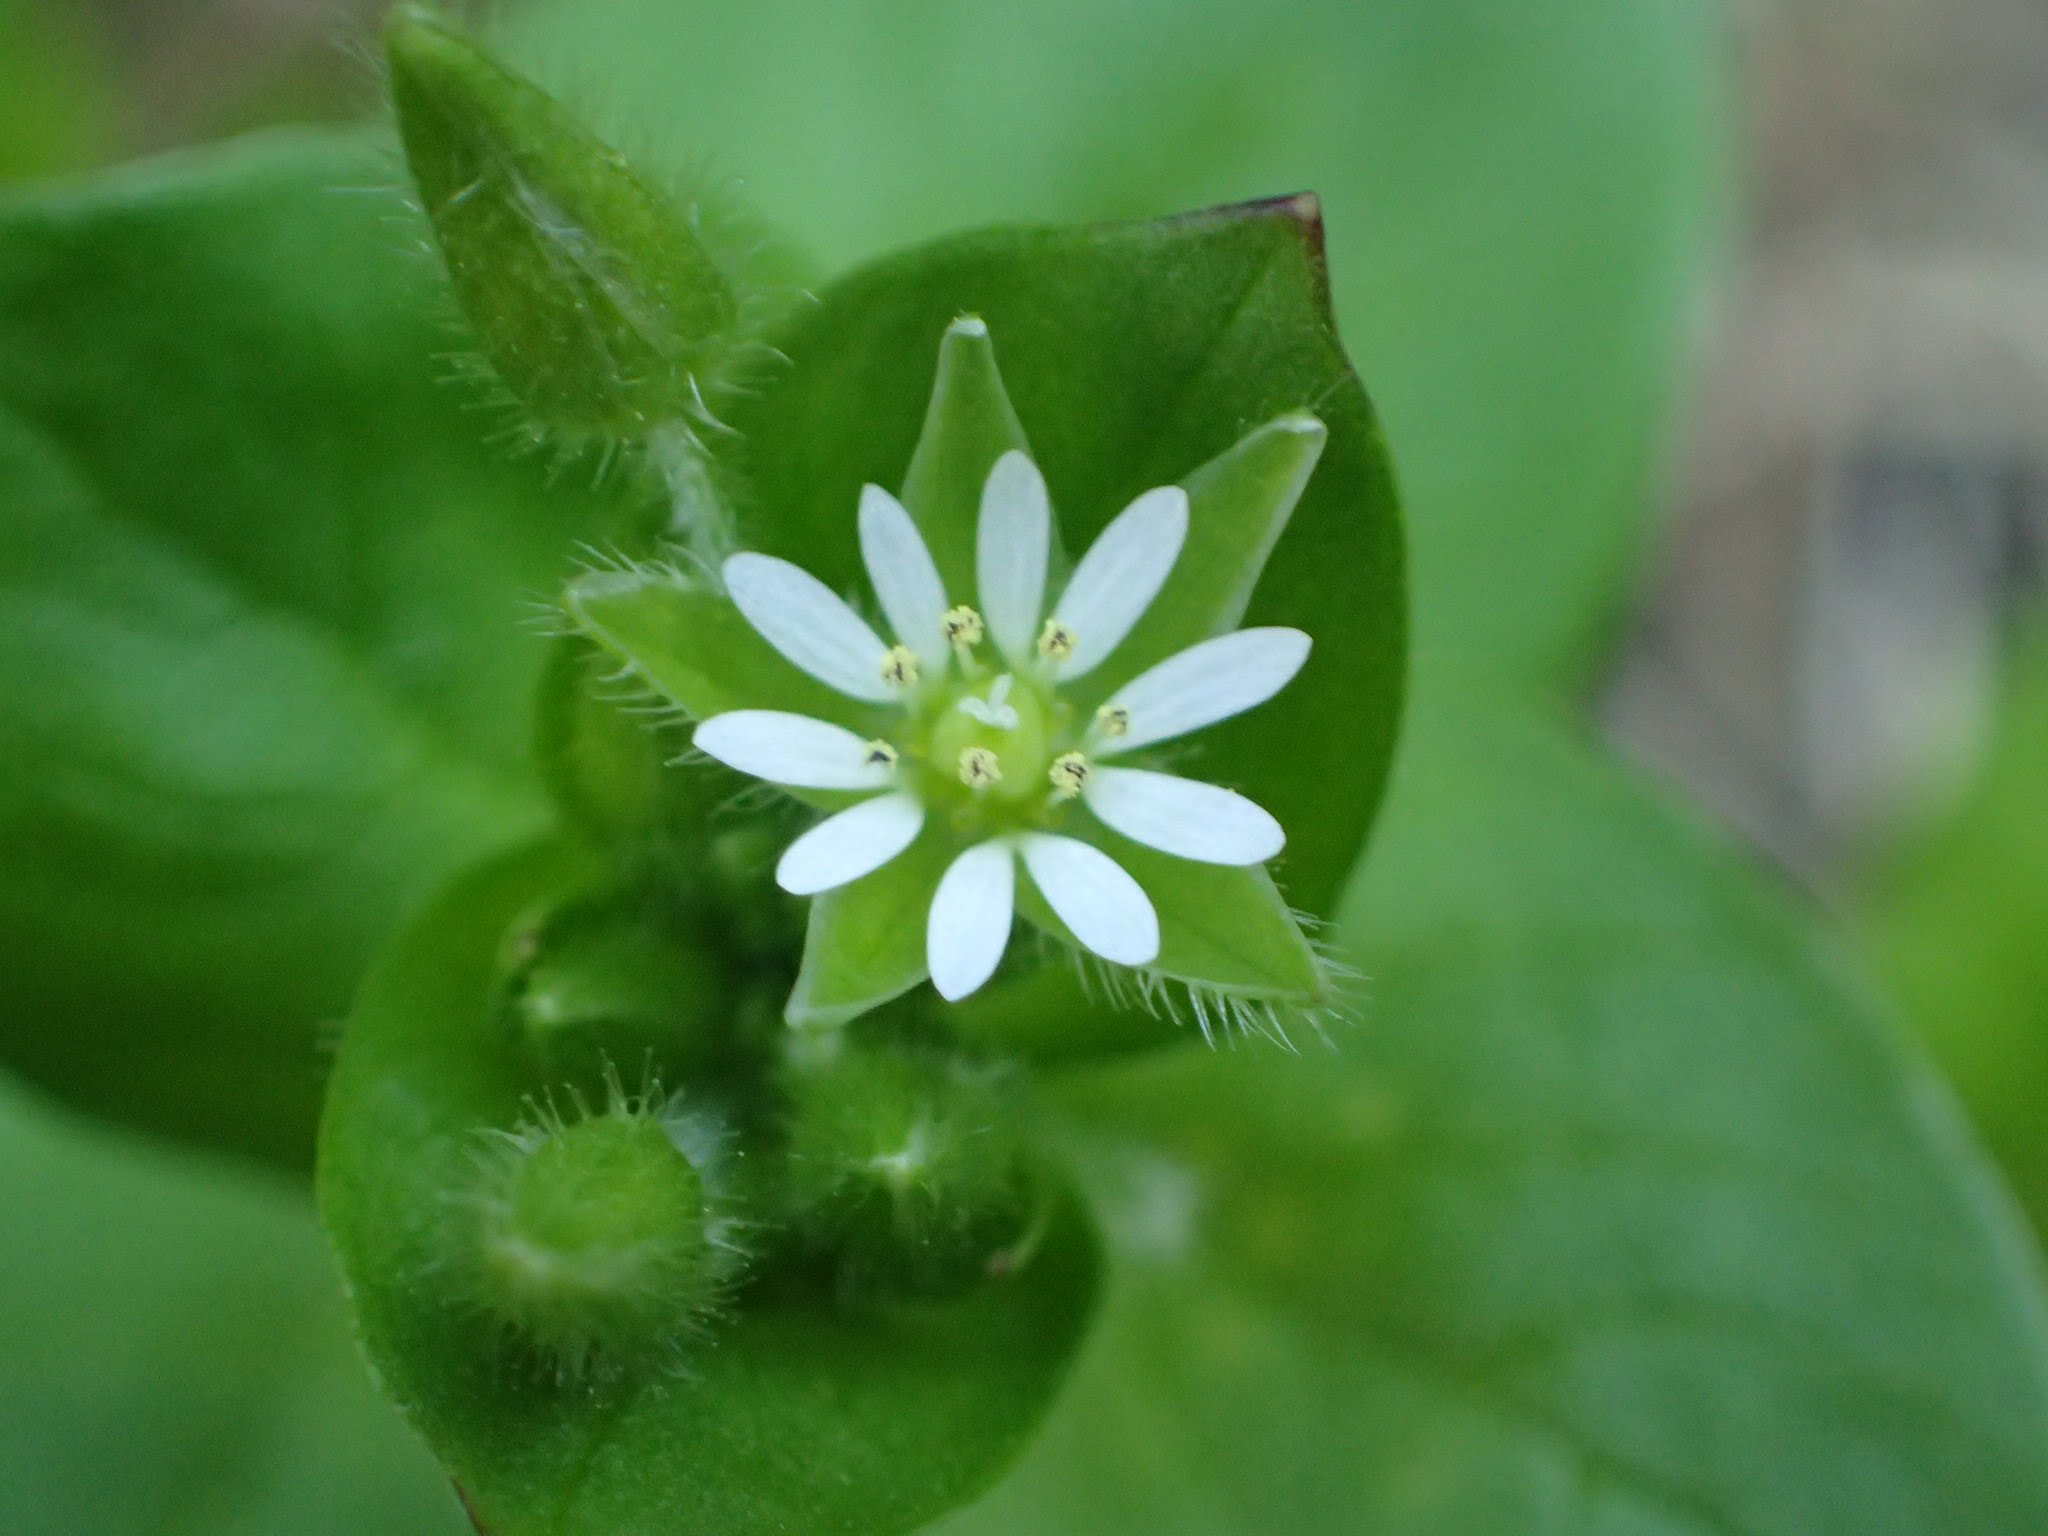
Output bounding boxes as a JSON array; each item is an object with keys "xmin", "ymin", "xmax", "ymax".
[
  {"xmin": 1861, "ymin": 627, "xmax": 2048, "ymax": 1237},
  {"xmin": 787, "ymin": 826, "xmax": 954, "ymax": 1030},
  {"xmin": 935, "ymin": 698, "xmax": 2048, "ymax": 1534},
  {"xmin": 0, "ymin": 132, "xmax": 620, "ymax": 1167},
  {"xmin": 0, "ymin": 1080, "xmax": 464, "ymax": 1535},
  {"xmin": 384, "ymin": 7, "xmax": 743, "ymax": 442},
  {"xmin": 899, "ymin": 315, "xmax": 1036, "ymax": 596},
  {"xmin": 319, "ymin": 845, "xmax": 1101, "ymax": 1536},
  {"xmin": 502, "ymin": 0, "xmax": 1725, "ymax": 691}
]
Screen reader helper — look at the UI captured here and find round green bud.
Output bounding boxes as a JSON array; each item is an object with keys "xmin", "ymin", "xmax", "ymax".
[
  {"xmin": 778, "ymin": 1042, "xmax": 1036, "ymax": 1294},
  {"xmin": 475, "ymin": 1107, "xmax": 731, "ymax": 1372}
]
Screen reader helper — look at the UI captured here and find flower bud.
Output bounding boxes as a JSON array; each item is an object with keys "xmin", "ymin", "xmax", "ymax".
[
  {"xmin": 384, "ymin": 7, "xmax": 742, "ymax": 439},
  {"xmin": 472, "ymin": 1100, "xmax": 738, "ymax": 1373},
  {"xmin": 778, "ymin": 1041, "xmax": 1037, "ymax": 1294}
]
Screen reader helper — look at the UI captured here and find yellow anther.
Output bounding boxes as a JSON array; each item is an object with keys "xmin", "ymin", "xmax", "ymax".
[
  {"xmin": 957, "ymin": 746, "xmax": 1003, "ymax": 790},
  {"xmin": 881, "ymin": 644, "xmax": 920, "ymax": 688},
  {"xmin": 1036, "ymin": 618, "xmax": 1077, "ymax": 662},
  {"xmin": 863, "ymin": 739, "xmax": 900, "ymax": 770},
  {"xmin": 1094, "ymin": 704, "xmax": 1131, "ymax": 740},
  {"xmin": 943, "ymin": 606, "xmax": 985, "ymax": 649},
  {"xmin": 1048, "ymin": 752, "xmax": 1090, "ymax": 801}
]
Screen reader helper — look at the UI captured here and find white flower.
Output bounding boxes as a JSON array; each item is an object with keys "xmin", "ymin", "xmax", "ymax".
[{"xmin": 692, "ymin": 448, "xmax": 1311, "ymax": 1004}]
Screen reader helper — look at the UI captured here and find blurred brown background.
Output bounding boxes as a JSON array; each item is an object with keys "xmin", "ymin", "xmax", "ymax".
[{"xmin": 1606, "ymin": 0, "xmax": 2048, "ymax": 886}]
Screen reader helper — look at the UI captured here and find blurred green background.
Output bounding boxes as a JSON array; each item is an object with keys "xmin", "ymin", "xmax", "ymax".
[{"xmin": 3, "ymin": 0, "xmax": 2044, "ymax": 1530}]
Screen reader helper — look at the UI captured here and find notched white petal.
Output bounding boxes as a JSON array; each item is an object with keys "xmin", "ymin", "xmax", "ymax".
[
  {"xmin": 928, "ymin": 840, "xmax": 1017, "ymax": 1002},
  {"xmin": 1052, "ymin": 485, "xmax": 1188, "ymax": 679},
  {"xmin": 1084, "ymin": 766, "xmax": 1285, "ymax": 865},
  {"xmin": 858, "ymin": 485, "xmax": 950, "ymax": 671},
  {"xmin": 775, "ymin": 792, "xmax": 925, "ymax": 895},
  {"xmin": 693, "ymin": 710, "xmax": 897, "ymax": 790},
  {"xmin": 1096, "ymin": 627, "xmax": 1311, "ymax": 755},
  {"xmin": 976, "ymin": 450, "xmax": 1051, "ymax": 664},
  {"xmin": 1019, "ymin": 833, "xmax": 1160, "ymax": 968},
  {"xmin": 722, "ymin": 552, "xmax": 897, "ymax": 703}
]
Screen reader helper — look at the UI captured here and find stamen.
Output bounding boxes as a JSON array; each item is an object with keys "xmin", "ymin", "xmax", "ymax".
[
  {"xmin": 943, "ymin": 605, "xmax": 985, "ymax": 650},
  {"xmin": 1048, "ymin": 752, "xmax": 1090, "ymax": 801},
  {"xmin": 880, "ymin": 644, "xmax": 920, "ymax": 688},
  {"xmin": 1037, "ymin": 618, "xmax": 1076, "ymax": 662},
  {"xmin": 863, "ymin": 739, "xmax": 900, "ymax": 770},
  {"xmin": 1094, "ymin": 704, "xmax": 1131, "ymax": 740},
  {"xmin": 957, "ymin": 746, "xmax": 1003, "ymax": 790}
]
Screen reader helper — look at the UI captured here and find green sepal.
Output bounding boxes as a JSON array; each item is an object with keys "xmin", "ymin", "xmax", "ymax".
[
  {"xmin": 786, "ymin": 827, "xmax": 952, "ymax": 1030},
  {"xmin": 897, "ymin": 316, "xmax": 1039, "ymax": 597},
  {"xmin": 1107, "ymin": 846, "xmax": 1324, "ymax": 1001},
  {"xmin": 1012, "ymin": 842, "xmax": 1325, "ymax": 1020},
  {"xmin": 384, "ymin": 7, "xmax": 742, "ymax": 440},
  {"xmin": 533, "ymin": 634, "xmax": 674, "ymax": 846},
  {"xmin": 1074, "ymin": 410, "xmax": 1328, "ymax": 709},
  {"xmin": 564, "ymin": 564, "xmax": 868, "ymax": 734}
]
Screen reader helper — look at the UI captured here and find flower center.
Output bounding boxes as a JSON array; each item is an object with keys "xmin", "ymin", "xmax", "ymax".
[{"xmin": 925, "ymin": 673, "xmax": 1052, "ymax": 807}]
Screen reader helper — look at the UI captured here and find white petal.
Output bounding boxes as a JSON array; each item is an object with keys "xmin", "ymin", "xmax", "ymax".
[
  {"xmin": 1018, "ymin": 833, "xmax": 1160, "ymax": 968},
  {"xmin": 1084, "ymin": 767, "xmax": 1284, "ymax": 865},
  {"xmin": 928, "ymin": 840, "xmax": 1017, "ymax": 1002},
  {"xmin": 976, "ymin": 450, "xmax": 1050, "ymax": 664},
  {"xmin": 1050, "ymin": 486, "xmax": 1188, "ymax": 679},
  {"xmin": 1097, "ymin": 627, "xmax": 1311, "ymax": 755},
  {"xmin": 858, "ymin": 485, "xmax": 950, "ymax": 670},
  {"xmin": 694, "ymin": 711, "xmax": 894, "ymax": 789},
  {"xmin": 723, "ymin": 552, "xmax": 896, "ymax": 703},
  {"xmin": 776, "ymin": 793, "xmax": 925, "ymax": 895}
]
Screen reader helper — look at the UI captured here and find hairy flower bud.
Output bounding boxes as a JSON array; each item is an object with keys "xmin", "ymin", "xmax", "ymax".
[
  {"xmin": 471, "ymin": 1099, "xmax": 740, "ymax": 1373},
  {"xmin": 778, "ymin": 1041, "xmax": 1037, "ymax": 1294}
]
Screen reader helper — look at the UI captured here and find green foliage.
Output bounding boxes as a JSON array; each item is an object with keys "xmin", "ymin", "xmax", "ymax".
[
  {"xmin": 0, "ymin": 1081, "xmax": 465, "ymax": 1535},
  {"xmin": 8, "ymin": 4, "xmax": 2048, "ymax": 1536},
  {"xmin": 384, "ymin": 6, "xmax": 748, "ymax": 443},
  {"xmin": 1861, "ymin": 629, "xmax": 2048, "ymax": 1234},
  {"xmin": 500, "ymin": 0, "xmax": 1728, "ymax": 691},
  {"xmin": 0, "ymin": 0, "xmax": 115, "ymax": 182},
  {"xmin": 0, "ymin": 133, "xmax": 621, "ymax": 1168},
  {"xmin": 319, "ymin": 846, "xmax": 1101, "ymax": 1536},
  {"xmin": 934, "ymin": 697, "xmax": 2048, "ymax": 1533}
]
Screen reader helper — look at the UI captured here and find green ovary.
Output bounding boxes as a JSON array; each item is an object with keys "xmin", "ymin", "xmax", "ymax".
[{"xmin": 922, "ymin": 673, "xmax": 1060, "ymax": 809}]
